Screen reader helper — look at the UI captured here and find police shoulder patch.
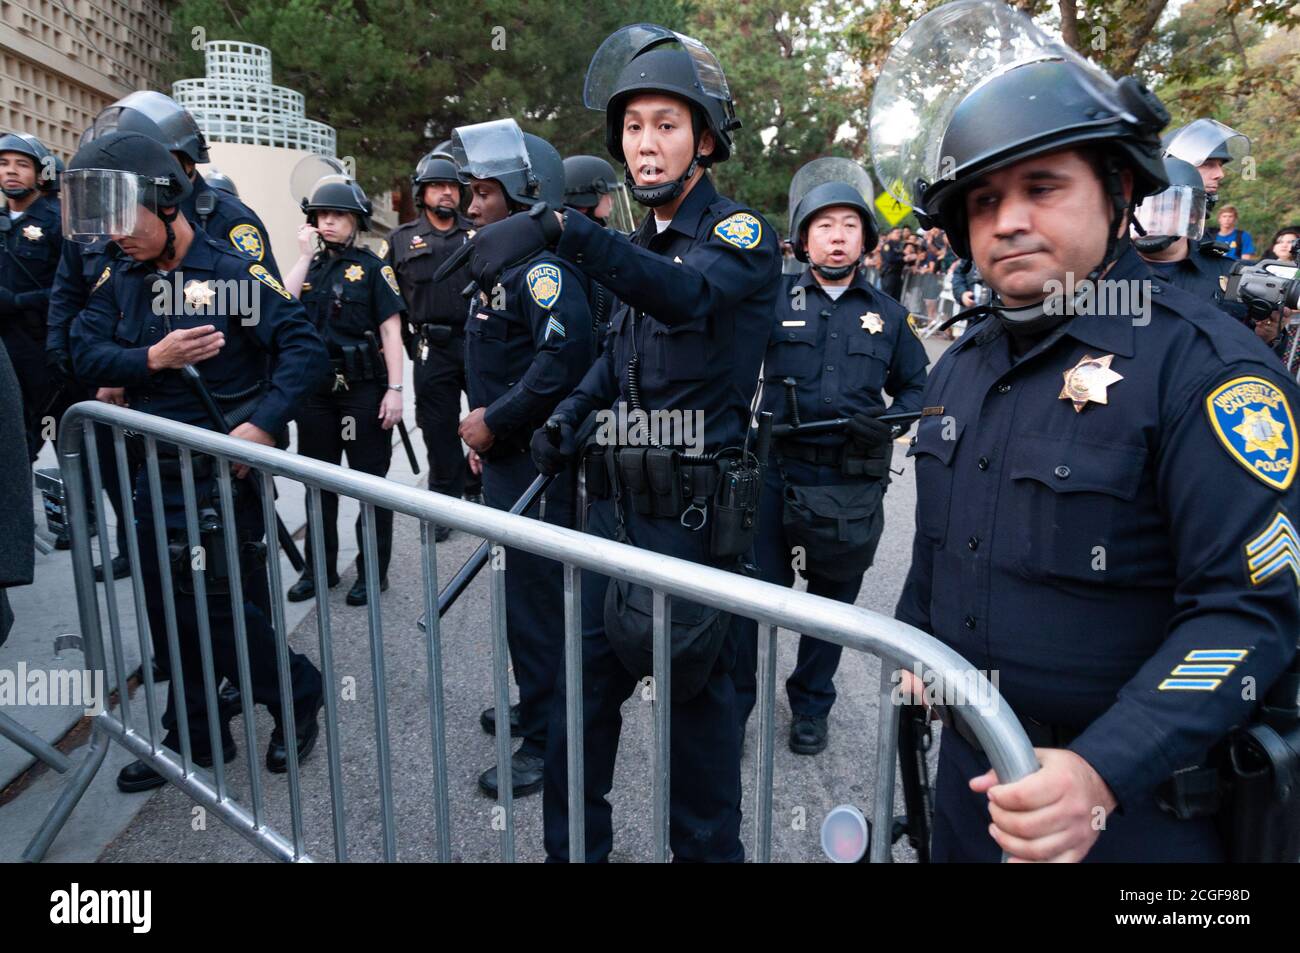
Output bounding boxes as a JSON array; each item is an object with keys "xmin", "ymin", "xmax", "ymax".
[
  {"xmin": 376, "ymin": 239, "xmax": 389, "ymax": 260},
  {"xmin": 92, "ymin": 265, "xmax": 112, "ymax": 293},
  {"xmin": 248, "ymin": 263, "xmax": 291, "ymax": 300},
  {"xmin": 228, "ymin": 223, "xmax": 265, "ymax": 262},
  {"xmin": 713, "ymin": 212, "xmax": 762, "ymax": 250},
  {"xmin": 526, "ymin": 262, "xmax": 562, "ymax": 310},
  {"xmin": 381, "ymin": 264, "xmax": 401, "ymax": 295},
  {"xmin": 1205, "ymin": 376, "xmax": 1296, "ymax": 490}
]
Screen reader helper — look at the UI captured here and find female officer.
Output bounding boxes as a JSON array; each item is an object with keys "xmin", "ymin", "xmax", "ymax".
[{"xmin": 284, "ymin": 172, "xmax": 407, "ymax": 606}]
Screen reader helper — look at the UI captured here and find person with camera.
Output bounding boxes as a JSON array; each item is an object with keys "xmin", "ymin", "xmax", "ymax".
[{"xmin": 66, "ymin": 131, "xmax": 326, "ymax": 791}]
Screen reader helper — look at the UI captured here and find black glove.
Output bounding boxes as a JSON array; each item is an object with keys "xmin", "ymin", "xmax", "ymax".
[
  {"xmin": 846, "ymin": 408, "xmax": 892, "ymax": 451},
  {"xmin": 436, "ymin": 204, "xmax": 563, "ymax": 290},
  {"xmin": 46, "ymin": 347, "xmax": 72, "ymax": 386},
  {"xmin": 530, "ymin": 417, "xmax": 577, "ymax": 477},
  {"xmin": 13, "ymin": 290, "xmax": 44, "ymax": 310}
]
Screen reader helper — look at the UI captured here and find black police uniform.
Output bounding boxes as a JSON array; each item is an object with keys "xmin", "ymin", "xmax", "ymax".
[
  {"xmin": 464, "ymin": 249, "xmax": 593, "ymax": 764},
  {"xmin": 68, "ymin": 230, "xmax": 326, "ymax": 758},
  {"xmin": 1, "ymin": 191, "xmax": 62, "ymax": 458},
  {"xmin": 183, "ymin": 171, "xmax": 281, "ymax": 279},
  {"xmin": 1143, "ymin": 240, "xmax": 1248, "ymax": 323},
  {"xmin": 387, "ymin": 212, "xmax": 477, "ymax": 499},
  {"xmin": 734, "ymin": 268, "xmax": 929, "ymax": 727},
  {"xmin": 296, "ymin": 244, "xmax": 407, "ymax": 587},
  {"xmin": 896, "ymin": 248, "xmax": 1299, "ymax": 861},
  {"xmin": 540, "ymin": 174, "xmax": 781, "ymax": 862}
]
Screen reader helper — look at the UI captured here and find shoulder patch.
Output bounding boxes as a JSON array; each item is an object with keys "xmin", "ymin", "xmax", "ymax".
[
  {"xmin": 376, "ymin": 239, "xmax": 389, "ymax": 260},
  {"xmin": 1244, "ymin": 510, "xmax": 1300, "ymax": 587},
  {"xmin": 526, "ymin": 263, "xmax": 562, "ymax": 310},
  {"xmin": 381, "ymin": 264, "xmax": 401, "ymax": 295},
  {"xmin": 249, "ymin": 263, "xmax": 291, "ymax": 300},
  {"xmin": 228, "ymin": 223, "xmax": 265, "ymax": 261},
  {"xmin": 1205, "ymin": 376, "xmax": 1297, "ymax": 490},
  {"xmin": 92, "ymin": 265, "xmax": 112, "ymax": 293},
  {"xmin": 713, "ymin": 212, "xmax": 762, "ymax": 250}
]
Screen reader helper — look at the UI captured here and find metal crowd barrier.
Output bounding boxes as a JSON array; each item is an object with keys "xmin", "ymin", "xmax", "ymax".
[{"xmin": 23, "ymin": 401, "xmax": 1038, "ymax": 863}]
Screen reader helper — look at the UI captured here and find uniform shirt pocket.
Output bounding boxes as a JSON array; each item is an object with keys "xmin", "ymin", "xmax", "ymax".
[
  {"xmin": 907, "ymin": 414, "xmax": 964, "ymax": 545},
  {"xmin": 844, "ymin": 332, "xmax": 890, "ymax": 394},
  {"xmin": 765, "ymin": 325, "xmax": 818, "ymax": 380},
  {"xmin": 1007, "ymin": 432, "xmax": 1151, "ymax": 583},
  {"xmin": 648, "ymin": 315, "xmax": 707, "ymax": 381}
]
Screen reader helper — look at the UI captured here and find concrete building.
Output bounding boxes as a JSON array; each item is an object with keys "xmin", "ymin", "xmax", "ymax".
[{"xmin": 0, "ymin": 0, "xmax": 173, "ymax": 157}]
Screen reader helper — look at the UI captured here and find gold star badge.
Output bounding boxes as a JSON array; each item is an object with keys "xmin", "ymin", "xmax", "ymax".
[
  {"xmin": 1059, "ymin": 353, "xmax": 1124, "ymax": 412},
  {"xmin": 22, "ymin": 224, "xmax": 43, "ymax": 241},
  {"xmin": 1233, "ymin": 406, "xmax": 1289, "ymax": 460},
  {"xmin": 344, "ymin": 263, "xmax": 364, "ymax": 282},
  {"xmin": 183, "ymin": 280, "xmax": 215, "ymax": 309},
  {"xmin": 860, "ymin": 313, "xmax": 883, "ymax": 334}
]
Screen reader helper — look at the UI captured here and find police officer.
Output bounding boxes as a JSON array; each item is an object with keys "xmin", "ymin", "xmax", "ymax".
[
  {"xmin": 65, "ymin": 131, "xmax": 326, "ymax": 789},
  {"xmin": 733, "ymin": 158, "xmax": 929, "ymax": 754},
  {"xmin": 0, "ymin": 131, "xmax": 62, "ymax": 459},
  {"xmin": 448, "ymin": 118, "xmax": 594, "ymax": 797},
  {"xmin": 1164, "ymin": 118, "xmax": 1251, "ymax": 257},
  {"xmin": 874, "ymin": 0, "xmax": 1297, "ymax": 861},
  {"xmin": 459, "ymin": 26, "xmax": 781, "ymax": 859},
  {"xmin": 387, "ymin": 148, "xmax": 476, "ymax": 538},
  {"xmin": 1132, "ymin": 154, "xmax": 1247, "ymax": 322},
  {"xmin": 562, "ymin": 154, "xmax": 628, "ymax": 355},
  {"xmin": 284, "ymin": 170, "xmax": 407, "ymax": 606},
  {"xmin": 89, "ymin": 91, "xmax": 279, "ymax": 275}
]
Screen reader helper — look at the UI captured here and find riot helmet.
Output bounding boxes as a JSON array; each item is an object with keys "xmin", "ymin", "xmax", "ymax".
[
  {"xmin": 788, "ymin": 157, "xmax": 878, "ymax": 279},
  {"xmin": 412, "ymin": 149, "xmax": 462, "ymax": 219},
  {"xmin": 292, "ymin": 154, "xmax": 372, "ymax": 244},
  {"xmin": 91, "ymin": 91, "xmax": 210, "ymax": 165},
  {"xmin": 563, "ymin": 154, "xmax": 636, "ymax": 231},
  {"xmin": 1132, "ymin": 156, "xmax": 1207, "ymax": 254},
  {"xmin": 0, "ymin": 132, "xmax": 59, "ymax": 197},
  {"xmin": 450, "ymin": 119, "xmax": 564, "ymax": 210},
  {"xmin": 870, "ymin": 0, "xmax": 1168, "ymax": 268},
  {"xmin": 202, "ymin": 167, "xmax": 239, "ymax": 197},
  {"xmin": 584, "ymin": 24, "xmax": 740, "ymax": 206}
]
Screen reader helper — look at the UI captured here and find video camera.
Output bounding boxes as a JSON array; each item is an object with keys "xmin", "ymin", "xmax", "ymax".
[{"xmin": 1222, "ymin": 257, "xmax": 1300, "ymax": 320}]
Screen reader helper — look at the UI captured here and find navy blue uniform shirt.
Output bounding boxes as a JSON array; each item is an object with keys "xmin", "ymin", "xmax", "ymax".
[
  {"xmin": 1, "ymin": 193, "xmax": 61, "ymax": 331},
  {"xmin": 183, "ymin": 172, "xmax": 280, "ymax": 279},
  {"xmin": 299, "ymin": 245, "xmax": 406, "ymax": 356},
  {"xmin": 1143, "ymin": 240, "xmax": 1247, "ymax": 323},
  {"xmin": 68, "ymin": 229, "xmax": 328, "ymax": 436},
  {"xmin": 464, "ymin": 248, "xmax": 594, "ymax": 444},
  {"xmin": 551, "ymin": 174, "xmax": 781, "ymax": 451},
  {"xmin": 764, "ymin": 267, "xmax": 928, "ymax": 446},
  {"xmin": 896, "ymin": 248, "xmax": 1300, "ymax": 810}
]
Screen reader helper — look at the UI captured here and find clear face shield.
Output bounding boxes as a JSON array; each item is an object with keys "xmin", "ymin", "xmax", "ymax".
[
  {"xmin": 869, "ymin": 0, "xmax": 1124, "ymax": 208},
  {"xmin": 61, "ymin": 168, "xmax": 157, "ymax": 243},
  {"xmin": 450, "ymin": 119, "xmax": 532, "ymax": 183},
  {"xmin": 289, "ymin": 154, "xmax": 349, "ymax": 207},
  {"xmin": 582, "ymin": 23, "xmax": 732, "ymax": 112},
  {"xmin": 1164, "ymin": 118, "xmax": 1250, "ymax": 167},
  {"xmin": 602, "ymin": 182, "xmax": 637, "ymax": 233},
  {"xmin": 1132, "ymin": 184, "xmax": 1207, "ymax": 241},
  {"xmin": 788, "ymin": 157, "xmax": 874, "ymax": 235}
]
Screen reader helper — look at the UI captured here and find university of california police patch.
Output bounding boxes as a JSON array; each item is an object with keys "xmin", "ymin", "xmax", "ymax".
[
  {"xmin": 381, "ymin": 265, "xmax": 401, "ymax": 295},
  {"xmin": 527, "ymin": 263, "xmax": 562, "ymax": 310},
  {"xmin": 1205, "ymin": 376, "xmax": 1296, "ymax": 490},
  {"xmin": 228, "ymin": 223, "xmax": 265, "ymax": 262},
  {"xmin": 713, "ymin": 212, "xmax": 762, "ymax": 250},
  {"xmin": 92, "ymin": 265, "xmax": 112, "ymax": 293},
  {"xmin": 248, "ymin": 263, "xmax": 291, "ymax": 300}
]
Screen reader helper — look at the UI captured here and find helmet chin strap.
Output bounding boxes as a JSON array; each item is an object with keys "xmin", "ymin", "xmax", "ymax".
[
  {"xmin": 432, "ymin": 205, "xmax": 456, "ymax": 220},
  {"xmin": 156, "ymin": 207, "xmax": 180, "ymax": 264},
  {"xmin": 811, "ymin": 261, "xmax": 857, "ymax": 281},
  {"xmin": 1134, "ymin": 234, "xmax": 1178, "ymax": 254},
  {"xmin": 626, "ymin": 155, "xmax": 701, "ymax": 208},
  {"xmin": 2, "ymin": 185, "xmax": 34, "ymax": 200}
]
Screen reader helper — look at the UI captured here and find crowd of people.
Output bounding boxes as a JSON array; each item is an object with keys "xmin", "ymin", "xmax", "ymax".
[{"xmin": 2, "ymin": 1, "xmax": 1298, "ymax": 864}]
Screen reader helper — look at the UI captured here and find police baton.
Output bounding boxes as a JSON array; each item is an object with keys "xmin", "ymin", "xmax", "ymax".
[
  {"xmin": 769, "ymin": 409, "xmax": 922, "ymax": 439},
  {"xmin": 178, "ymin": 364, "xmax": 307, "ymax": 573},
  {"xmin": 418, "ymin": 412, "xmax": 597, "ymax": 629}
]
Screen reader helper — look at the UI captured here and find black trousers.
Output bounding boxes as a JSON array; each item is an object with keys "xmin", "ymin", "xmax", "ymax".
[
  {"xmin": 295, "ymin": 379, "xmax": 394, "ymax": 580},
  {"xmin": 480, "ymin": 447, "xmax": 575, "ymax": 757},
  {"xmin": 4, "ymin": 327, "xmax": 51, "ymax": 461},
  {"xmin": 542, "ymin": 496, "xmax": 744, "ymax": 863},
  {"xmin": 413, "ymin": 333, "xmax": 479, "ymax": 498},
  {"xmin": 135, "ymin": 477, "xmax": 322, "ymax": 757},
  {"xmin": 880, "ymin": 269, "xmax": 904, "ymax": 300}
]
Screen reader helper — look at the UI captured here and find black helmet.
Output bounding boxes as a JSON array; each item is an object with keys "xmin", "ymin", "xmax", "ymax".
[
  {"xmin": 302, "ymin": 175, "xmax": 372, "ymax": 230},
  {"xmin": 871, "ymin": 0, "xmax": 1168, "ymax": 262},
  {"xmin": 412, "ymin": 150, "xmax": 462, "ymax": 212},
  {"xmin": 0, "ymin": 132, "xmax": 58, "ymax": 195},
  {"xmin": 788, "ymin": 157, "xmax": 878, "ymax": 261},
  {"xmin": 63, "ymin": 131, "xmax": 193, "ymax": 247},
  {"xmin": 1132, "ymin": 155, "xmax": 1208, "ymax": 252},
  {"xmin": 203, "ymin": 167, "xmax": 239, "ymax": 197},
  {"xmin": 563, "ymin": 154, "xmax": 619, "ymax": 207},
  {"xmin": 92, "ymin": 91, "xmax": 209, "ymax": 164},
  {"xmin": 450, "ymin": 119, "xmax": 564, "ymax": 210}
]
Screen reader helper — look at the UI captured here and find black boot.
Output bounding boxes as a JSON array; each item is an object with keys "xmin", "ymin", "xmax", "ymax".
[
  {"xmin": 346, "ymin": 575, "xmax": 389, "ymax": 606},
  {"xmin": 287, "ymin": 569, "xmax": 339, "ymax": 602}
]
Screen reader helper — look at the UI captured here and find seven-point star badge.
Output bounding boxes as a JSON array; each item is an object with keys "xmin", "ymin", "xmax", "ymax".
[
  {"xmin": 344, "ymin": 264, "xmax": 364, "ymax": 282},
  {"xmin": 860, "ymin": 312, "xmax": 883, "ymax": 334},
  {"xmin": 22, "ymin": 224, "xmax": 43, "ymax": 241},
  {"xmin": 1059, "ymin": 353, "xmax": 1123, "ymax": 412},
  {"xmin": 183, "ymin": 280, "xmax": 215, "ymax": 309}
]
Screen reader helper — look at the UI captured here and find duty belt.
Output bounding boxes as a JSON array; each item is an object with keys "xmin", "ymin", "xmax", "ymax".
[
  {"xmin": 607, "ymin": 446, "xmax": 722, "ymax": 527},
  {"xmin": 940, "ymin": 705, "xmax": 1081, "ymax": 751},
  {"xmin": 777, "ymin": 439, "xmax": 845, "ymax": 467}
]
